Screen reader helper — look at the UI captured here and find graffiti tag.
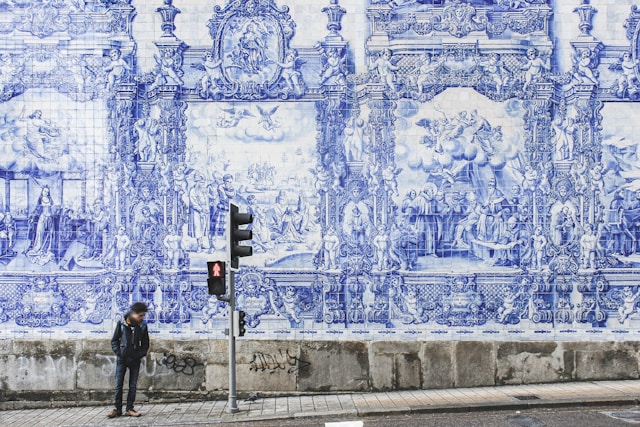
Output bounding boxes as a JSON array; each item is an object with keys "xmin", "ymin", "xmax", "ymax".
[
  {"xmin": 249, "ymin": 349, "xmax": 310, "ymax": 374},
  {"xmin": 157, "ymin": 353, "xmax": 203, "ymax": 376}
]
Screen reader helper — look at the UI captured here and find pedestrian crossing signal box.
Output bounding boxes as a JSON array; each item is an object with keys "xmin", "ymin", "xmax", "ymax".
[{"xmin": 207, "ymin": 261, "xmax": 226, "ymax": 296}]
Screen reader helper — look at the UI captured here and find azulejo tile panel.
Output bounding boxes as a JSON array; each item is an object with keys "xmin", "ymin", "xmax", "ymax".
[{"xmin": 0, "ymin": 0, "xmax": 640, "ymax": 341}]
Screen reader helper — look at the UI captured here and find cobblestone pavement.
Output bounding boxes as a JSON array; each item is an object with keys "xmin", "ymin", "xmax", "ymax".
[{"xmin": 1, "ymin": 380, "xmax": 640, "ymax": 426}]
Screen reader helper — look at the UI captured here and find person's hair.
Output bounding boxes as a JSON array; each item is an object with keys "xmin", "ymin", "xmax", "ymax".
[{"xmin": 130, "ymin": 302, "xmax": 148, "ymax": 314}]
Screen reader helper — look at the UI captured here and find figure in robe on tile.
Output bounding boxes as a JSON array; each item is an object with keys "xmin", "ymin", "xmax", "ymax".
[
  {"xmin": 138, "ymin": 205, "xmax": 157, "ymax": 241},
  {"xmin": 476, "ymin": 177, "xmax": 505, "ymax": 243},
  {"xmin": 401, "ymin": 190, "xmax": 418, "ymax": 225},
  {"xmin": 26, "ymin": 186, "xmax": 57, "ymax": 265},
  {"xmin": 3, "ymin": 212, "xmax": 16, "ymax": 256},
  {"xmin": 453, "ymin": 192, "xmax": 482, "ymax": 249},
  {"xmin": 412, "ymin": 182, "xmax": 440, "ymax": 257},
  {"xmin": 238, "ymin": 21, "xmax": 267, "ymax": 74},
  {"xmin": 188, "ymin": 174, "xmax": 209, "ymax": 251},
  {"xmin": 25, "ymin": 110, "xmax": 60, "ymax": 161},
  {"xmin": 209, "ymin": 174, "xmax": 236, "ymax": 246},
  {"xmin": 83, "ymin": 199, "xmax": 109, "ymax": 260},
  {"xmin": 549, "ymin": 181, "xmax": 578, "ymax": 246},
  {"xmin": 607, "ymin": 190, "xmax": 633, "ymax": 256},
  {"xmin": 342, "ymin": 199, "xmax": 371, "ymax": 247},
  {"xmin": 551, "ymin": 206, "xmax": 576, "ymax": 247},
  {"xmin": 270, "ymin": 190, "xmax": 304, "ymax": 244},
  {"xmin": 246, "ymin": 195, "xmax": 271, "ymax": 252},
  {"xmin": 131, "ymin": 185, "xmax": 162, "ymax": 241}
]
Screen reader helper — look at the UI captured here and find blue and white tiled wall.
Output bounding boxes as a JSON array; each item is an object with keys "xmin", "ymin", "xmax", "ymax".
[{"xmin": 2, "ymin": 0, "xmax": 640, "ymax": 342}]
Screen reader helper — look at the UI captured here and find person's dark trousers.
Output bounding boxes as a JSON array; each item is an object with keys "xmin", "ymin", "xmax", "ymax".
[{"xmin": 114, "ymin": 358, "xmax": 141, "ymax": 411}]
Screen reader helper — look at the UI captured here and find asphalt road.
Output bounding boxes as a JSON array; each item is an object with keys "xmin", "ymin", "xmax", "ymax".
[{"xmin": 236, "ymin": 406, "xmax": 640, "ymax": 427}]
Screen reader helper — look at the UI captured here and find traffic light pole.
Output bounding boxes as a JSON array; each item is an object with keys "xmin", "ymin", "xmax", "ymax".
[
  {"xmin": 225, "ymin": 201, "xmax": 252, "ymax": 414},
  {"xmin": 227, "ymin": 268, "xmax": 238, "ymax": 413}
]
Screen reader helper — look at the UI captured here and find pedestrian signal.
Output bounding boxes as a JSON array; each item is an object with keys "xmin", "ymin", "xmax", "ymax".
[{"xmin": 207, "ymin": 261, "xmax": 226, "ymax": 295}]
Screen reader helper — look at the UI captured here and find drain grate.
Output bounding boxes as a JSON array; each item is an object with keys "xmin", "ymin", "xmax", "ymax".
[{"xmin": 512, "ymin": 394, "xmax": 541, "ymax": 401}]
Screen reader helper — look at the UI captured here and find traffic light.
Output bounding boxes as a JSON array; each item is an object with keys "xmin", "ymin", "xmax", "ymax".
[
  {"xmin": 229, "ymin": 203, "xmax": 253, "ymax": 269},
  {"xmin": 233, "ymin": 310, "xmax": 247, "ymax": 337},
  {"xmin": 207, "ymin": 260, "xmax": 226, "ymax": 295}
]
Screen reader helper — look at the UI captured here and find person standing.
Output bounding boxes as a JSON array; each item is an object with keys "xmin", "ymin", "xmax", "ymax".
[{"xmin": 107, "ymin": 302, "xmax": 149, "ymax": 418}]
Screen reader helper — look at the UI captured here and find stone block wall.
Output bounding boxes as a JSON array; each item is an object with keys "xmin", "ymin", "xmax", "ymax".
[{"xmin": 2, "ymin": 339, "xmax": 640, "ymax": 408}]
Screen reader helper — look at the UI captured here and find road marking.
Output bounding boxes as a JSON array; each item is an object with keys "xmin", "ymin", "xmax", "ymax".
[{"xmin": 602, "ymin": 410, "xmax": 640, "ymax": 424}]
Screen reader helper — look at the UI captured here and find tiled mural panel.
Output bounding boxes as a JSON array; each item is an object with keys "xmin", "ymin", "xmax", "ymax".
[{"xmin": 1, "ymin": 0, "xmax": 640, "ymax": 341}]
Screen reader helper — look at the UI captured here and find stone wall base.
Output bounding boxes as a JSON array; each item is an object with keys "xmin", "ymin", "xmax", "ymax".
[{"xmin": 1, "ymin": 339, "xmax": 638, "ymax": 409}]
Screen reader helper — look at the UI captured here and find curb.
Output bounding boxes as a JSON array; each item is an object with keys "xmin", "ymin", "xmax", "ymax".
[{"xmin": 217, "ymin": 396, "xmax": 640, "ymax": 424}]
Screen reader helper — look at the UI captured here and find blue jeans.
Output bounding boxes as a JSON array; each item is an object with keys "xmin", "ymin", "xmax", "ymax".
[{"xmin": 114, "ymin": 357, "xmax": 141, "ymax": 411}]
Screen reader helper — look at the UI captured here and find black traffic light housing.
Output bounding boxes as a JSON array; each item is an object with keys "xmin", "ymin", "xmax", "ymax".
[
  {"xmin": 207, "ymin": 260, "xmax": 226, "ymax": 296},
  {"xmin": 233, "ymin": 310, "xmax": 247, "ymax": 337},
  {"xmin": 229, "ymin": 203, "xmax": 253, "ymax": 269}
]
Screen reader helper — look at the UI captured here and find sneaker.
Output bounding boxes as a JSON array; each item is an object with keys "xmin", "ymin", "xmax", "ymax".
[
  {"xmin": 107, "ymin": 408, "xmax": 122, "ymax": 418},
  {"xmin": 126, "ymin": 409, "xmax": 142, "ymax": 417}
]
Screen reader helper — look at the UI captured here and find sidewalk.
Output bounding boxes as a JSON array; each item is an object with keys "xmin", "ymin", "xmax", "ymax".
[{"xmin": 2, "ymin": 380, "xmax": 640, "ymax": 426}]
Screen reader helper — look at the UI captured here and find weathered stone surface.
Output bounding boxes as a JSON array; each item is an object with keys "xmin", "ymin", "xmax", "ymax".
[
  {"xmin": 204, "ymin": 340, "xmax": 231, "ymax": 391},
  {"xmin": 5, "ymin": 354, "xmax": 77, "ymax": 391},
  {"xmin": 81, "ymin": 339, "xmax": 112, "ymax": 353},
  {"xmin": 396, "ymin": 352, "xmax": 421, "ymax": 390},
  {"xmin": 0, "ymin": 355, "xmax": 9, "ymax": 393},
  {"xmin": 0, "ymin": 339, "xmax": 13, "ymax": 354},
  {"xmin": 235, "ymin": 341, "xmax": 299, "ymax": 391},
  {"xmin": 12, "ymin": 340, "xmax": 82, "ymax": 357},
  {"xmin": 3, "ymin": 339, "xmax": 640, "ymax": 402},
  {"xmin": 454, "ymin": 341, "xmax": 495, "ymax": 387},
  {"xmin": 369, "ymin": 341, "xmax": 421, "ymax": 390},
  {"xmin": 371, "ymin": 341, "xmax": 420, "ymax": 355},
  {"xmin": 160, "ymin": 338, "xmax": 212, "ymax": 354},
  {"xmin": 370, "ymin": 353, "xmax": 394, "ymax": 390},
  {"xmin": 147, "ymin": 351, "xmax": 206, "ymax": 391},
  {"xmin": 496, "ymin": 342, "xmax": 570, "ymax": 385},
  {"xmin": 421, "ymin": 342, "xmax": 454, "ymax": 389},
  {"xmin": 573, "ymin": 343, "xmax": 640, "ymax": 381},
  {"xmin": 298, "ymin": 341, "xmax": 369, "ymax": 392},
  {"xmin": 76, "ymin": 353, "xmax": 117, "ymax": 391}
]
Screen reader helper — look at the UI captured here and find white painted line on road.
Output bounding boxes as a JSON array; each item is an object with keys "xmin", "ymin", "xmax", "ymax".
[{"xmin": 325, "ymin": 422, "xmax": 364, "ymax": 427}]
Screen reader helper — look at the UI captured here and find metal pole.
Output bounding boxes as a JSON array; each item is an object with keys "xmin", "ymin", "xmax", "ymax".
[
  {"xmin": 227, "ymin": 269, "xmax": 238, "ymax": 413},
  {"xmin": 226, "ymin": 199, "xmax": 239, "ymax": 414}
]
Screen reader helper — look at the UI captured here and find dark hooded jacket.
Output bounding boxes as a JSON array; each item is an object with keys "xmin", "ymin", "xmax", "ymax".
[{"xmin": 111, "ymin": 312, "xmax": 150, "ymax": 362}]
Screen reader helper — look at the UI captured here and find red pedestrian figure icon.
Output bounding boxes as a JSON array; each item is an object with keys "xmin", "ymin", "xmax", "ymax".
[{"xmin": 212, "ymin": 262, "xmax": 221, "ymax": 277}]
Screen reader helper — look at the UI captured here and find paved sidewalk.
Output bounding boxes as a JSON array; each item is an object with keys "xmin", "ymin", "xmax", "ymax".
[{"xmin": 2, "ymin": 380, "xmax": 640, "ymax": 426}]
